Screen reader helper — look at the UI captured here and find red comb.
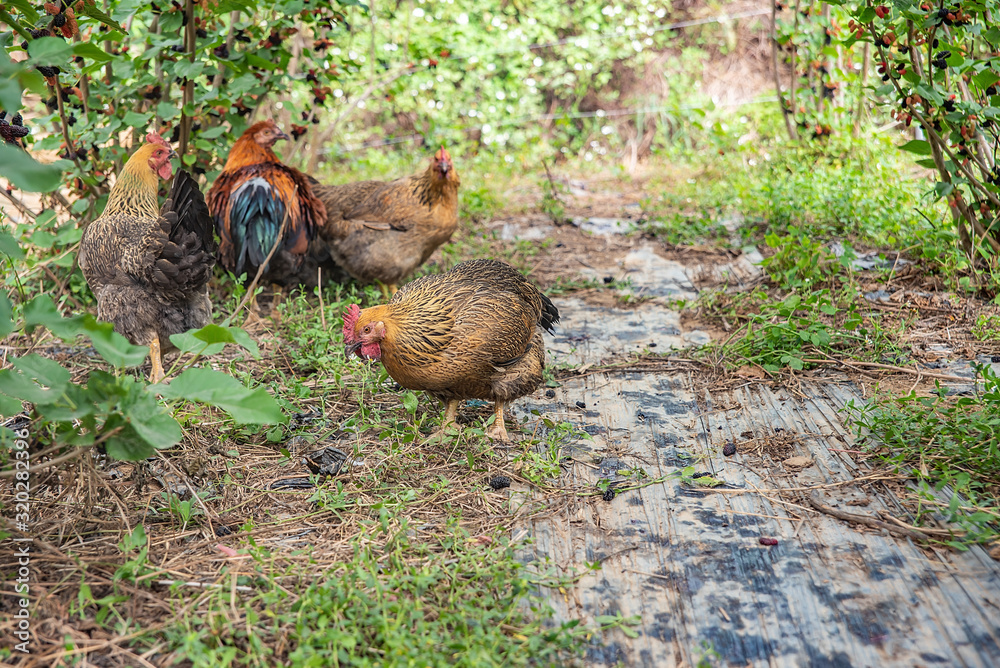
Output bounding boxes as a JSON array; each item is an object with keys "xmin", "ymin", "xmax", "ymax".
[
  {"xmin": 435, "ymin": 146, "xmax": 450, "ymax": 161},
  {"xmin": 343, "ymin": 304, "xmax": 361, "ymax": 341},
  {"xmin": 146, "ymin": 132, "xmax": 170, "ymax": 148}
]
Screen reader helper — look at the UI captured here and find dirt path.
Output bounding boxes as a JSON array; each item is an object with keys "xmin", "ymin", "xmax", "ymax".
[{"xmin": 499, "ymin": 202, "xmax": 1000, "ymax": 667}]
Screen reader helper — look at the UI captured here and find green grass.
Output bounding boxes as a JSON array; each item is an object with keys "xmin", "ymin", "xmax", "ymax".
[
  {"xmin": 846, "ymin": 363, "xmax": 1000, "ymax": 549},
  {"xmin": 148, "ymin": 525, "xmax": 587, "ymax": 667}
]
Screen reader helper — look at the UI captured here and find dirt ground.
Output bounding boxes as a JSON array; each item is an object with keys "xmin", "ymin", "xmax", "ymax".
[{"xmin": 3, "ymin": 170, "xmax": 1000, "ymax": 666}]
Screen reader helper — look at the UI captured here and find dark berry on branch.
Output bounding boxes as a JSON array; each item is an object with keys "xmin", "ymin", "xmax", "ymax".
[{"xmin": 53, "ymin": 13, "xmax": 67, "ymax": 28}]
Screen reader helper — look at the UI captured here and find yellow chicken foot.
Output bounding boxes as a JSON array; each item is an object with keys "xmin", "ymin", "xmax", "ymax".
[
  {"xmin": 269, "ymin": 283, "xmax": 284, "ymax": 321},
  {"xmin": 484, "ymin": 401, "xmax": 510, "ymax": 441},
  {"xmin": 149, "ymin": 334, "xmax": 165, "ymax": 384}
]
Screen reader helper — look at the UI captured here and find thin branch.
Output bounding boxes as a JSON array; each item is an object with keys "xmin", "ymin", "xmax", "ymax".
[
  {"xmin": 212, "ymin": 11, "xmax": 240, "ymax": 91},
  {"xmin": 807, "ymin": 493, "xmax": 931, "ymax": 542},
  {"xmin": 178, "ymin": 0, "xmax": 196, "ymax": 157},
  {"xmin": 771, "ymin": 0, "xmax": 797, "ymax": 140}
]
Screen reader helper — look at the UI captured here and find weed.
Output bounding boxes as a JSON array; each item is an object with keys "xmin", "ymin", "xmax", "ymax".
[
  {"xmin": 152, "ymin": 525, "xmax": 588, "ymax": 666},
  {"xmin": 543, "ymin": 275, "xmax": 604, "ymax": 296},
  {"xmin": 845, "ymin": 362, "xmax": 1000, "ymax": 548},
  {"xmin": 760, "ymin": 226, "xmax": 856, "ymax": 290},
  {"xmin": 595, "ymin": 611, "xmax": 643, "ymax": 639},
  {"xmin": 972, "ymin": 313, "xmax": 1000, "ymax": 341}
]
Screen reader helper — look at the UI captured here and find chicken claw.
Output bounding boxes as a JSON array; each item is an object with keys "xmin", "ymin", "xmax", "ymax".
[{"xmin": 484, "ymin": 401, "xmax": 510, "ymax": 441}]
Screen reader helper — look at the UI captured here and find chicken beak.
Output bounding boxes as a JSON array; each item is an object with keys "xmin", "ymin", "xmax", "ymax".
[
  {"xmin": 168, "ymin": 149, "xmax": 179, "ymax": 160},
  {"xmin": 345, "ymin": 341, "xmax": 362, "ymax": 357},
  {"xmin": 277, "ymin": 129, "xmax": 291, "ymax": 142}
]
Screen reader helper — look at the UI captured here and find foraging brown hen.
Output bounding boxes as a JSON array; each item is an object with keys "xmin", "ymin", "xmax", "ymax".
[
  {"xmin": 342, "ymin": 259, "xmax": 559, "ymax": 440},
  {"xmin": 79, "ymin": 133, "xmax": 216, "ymax": 382},
  {"xmin": 311, "ymin": 147, "xmax": 460, "ymax": 298}
]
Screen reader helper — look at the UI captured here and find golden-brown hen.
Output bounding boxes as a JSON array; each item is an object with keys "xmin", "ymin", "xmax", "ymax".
[
  {"xmin": 342, "ymin": 259, "xmax": 559, "ymax": 440},
  {"xmin": 79, "ymin": 133, "xmax": 216, "ymax": 382},
  {"xmin": 312, "ymin": 147, "xmax": 460, "ymax": 298}
]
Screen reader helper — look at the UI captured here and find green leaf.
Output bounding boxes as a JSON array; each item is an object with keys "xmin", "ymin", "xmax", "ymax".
[
  {"xmin": 173, "ymin": 60, "xmax": 205, "ymax": 79},
  {"xmin": 73, "ymin": 42, "xmax": 113, "ymax": 64},
  {"xmin": 28, "ymin": 37, "xmax": 74, "ymax": 66},
  {"xmin": 6, "ymin": 0, "xmax": 40, "ymax": 23},
  {"xmin": 245, "ymin": 54, "xmax": 278, "ymax": 71},
  {"xmin": 0, "ymin": 230, "xmax": 24, "ymax": 260},
  {"xmin": 0, "ymin": 79, "xmax": 21, "ymax": 114},
  {"xmin": 934, "ymin": 181, "xmax": 954, "ymax": 198},
  {"xmin": 402, "ymin": 391, "xmax": 418, "ymax": 414},
  {"xmin": 125, "ymin": 394, "xmax": 182, "ymax": 449},
  {"xmin": 899, "ymin": 140, "xmax": 932, "ymax": 156},
  {"xmin": 22, "ymin": 295, "xmax": 148, "ymax": 367},
  {"xmin": 169, "ymin": 323, "xmax": 260, "ymax": 358},
  {"xmin": 974, "ymin": 70, "xmax": 1000, "ymax": 90},
  {"xmin": 156, "ymin": 102, "xmax": 180, "ymax": 120},
  {"xmin": 0, "ymin": 393, "xmax": 22, "ymax": 418},
  {"xmin": 158, "ymin": 368, "xmax": 285, "ymax": 425},
  {"xmin": 23, "ymin": 294, "xmax": 85, "ymax": 338},
  {"xmin": 0, "ymin": 144, "xmax": 68, "ymax": 192},
  {"xmin": 84, "ymin": 318, "xmax": 151, "ymax": 368},
  {"xmin": 111, "ymin": 0, "xmax": 145, "ymax": 22},
  {"xmin": 10, "ymin": 354, "xmax": 71, "ymax": 392},
  {"xmin": 76, "ymin": 1, "xmax": 124, "ymax": 31},
  {"xmin": 0, "ymin": 368, "xmax": 62, "ymax": 404},
  {"xmin": 198, "ymin": 125, "xmax": 227, "ymax": 139},
  {"xmin": 105, "ymin": 423, "xmax": 158, "ymax": 461},
  {"xmin": 122, "ymin": 110, "xmax": 153, "ymax": 128},
  {"xmin": 0, "ymin": 293, "xmax": 12, "ymax": 338}
]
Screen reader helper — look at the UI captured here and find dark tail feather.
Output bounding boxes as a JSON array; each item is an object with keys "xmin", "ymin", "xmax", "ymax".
[
  {"xmin": 166, "ymin": 170, "xmax": 217, "ymax": 255},
  {"xmin": 539, "ymin": 294, "xmax": 560, "ymax": 334},
  {"xmin": 152, "ymin": 170, "xmax": 217, "ymax": 294}
]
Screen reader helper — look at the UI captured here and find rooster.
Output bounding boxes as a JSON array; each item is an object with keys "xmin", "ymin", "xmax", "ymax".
[
  {"xmin": 312, "ymin": 147, "xmax": 460, "ymax": 298},
  {"xmin": 207, "ymin": 120, "xmax": 326, "ymax": 284},
  {"xmin": 79, "ymin": 133, "xmax": 216, "ymax": 382},
  {"xmin": 342, "ymin": 259, "xmax": 559, "ymax": 441}
]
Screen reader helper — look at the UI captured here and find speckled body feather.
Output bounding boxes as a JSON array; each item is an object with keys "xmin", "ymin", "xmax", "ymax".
[
  {"xmin": 207, "ymin": 122, "xmax": 325, "ymax": 284},
  {"xmin": 311, "ymin": 149, "xmax": 459, "ymax": 288},
  {"xmin": 79, "ymin": 148, "xmax": 216, "ymax": 348},
  {"xmin": 347, "ymin": 259, "xmax": 559, "ymax": 404}
]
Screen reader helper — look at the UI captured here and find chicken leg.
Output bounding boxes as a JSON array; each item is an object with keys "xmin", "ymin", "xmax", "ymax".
[
  {"xmin": 484, "ymin": 401, "xmax": 509, "ymax": 441},
  {"xmin": 149, "ymin": 334, "xmax": 165, "ymax": 384},
  {"xmin": 441, "ymin": 399, "xmax": 459, "ymax": 428},
  {"xmin": 377, "ymin": 281, "xmax": 398, "ymax": 300},
  {"xmin": 422, "ymin": 399, "xmax": 461, "ymax": 445}
]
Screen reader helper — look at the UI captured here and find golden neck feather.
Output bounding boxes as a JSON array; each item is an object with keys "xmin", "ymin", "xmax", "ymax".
[{"xmin": 104, "ymin": 145, "xmax": 162, "ymax": 217}]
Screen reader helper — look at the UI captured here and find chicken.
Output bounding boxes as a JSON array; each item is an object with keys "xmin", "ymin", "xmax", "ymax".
[
  {"xmin": 311, "ymin": 147, "xmax": 460, "ymax": 298},
  {"xmin": 207, "ymin": 120, "xmax": 326, "ymax": 285},
  {"xmin": 342, "ymin": 259, "xmax": 560, "ymax": 441},
  {"xmin": 79, "ymin": 133, "xmax": 216, "ymax": 382}
]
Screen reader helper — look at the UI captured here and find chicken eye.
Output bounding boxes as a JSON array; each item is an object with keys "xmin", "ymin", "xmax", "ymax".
[{"xmin": 363, "ymin": 325, "xmax": 371, "ymax": 334}]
